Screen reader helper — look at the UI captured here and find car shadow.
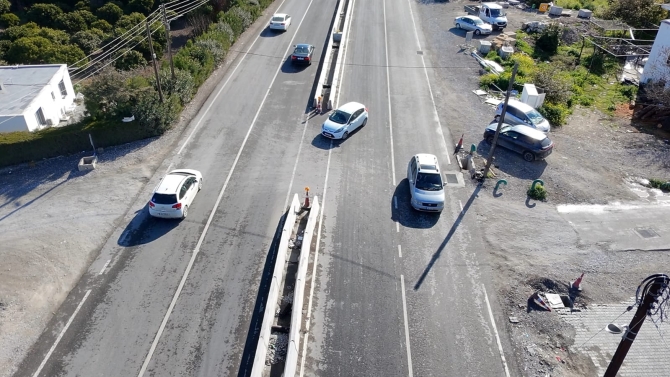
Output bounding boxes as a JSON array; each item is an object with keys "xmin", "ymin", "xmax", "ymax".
[
  {"xmin": 391, "ymin": 179, "xmax": 440, "ymax": 229},
  {"xmin": 260, "ymin": 27, "xmax": 284, "ymax": 38},
  {"xmin": 117, "ymin": 206, "xmax": 182, "ymax": 247},
  {"xmin": 310, "ymin": 126, "xmax": 365, "ymax": 150},
  {"xmin": 476, "ymin": 140, "xmax": 548, "ymax": 180},
  {"xmin": 281, "ymin": 56, "xmax": 310, "ymax": 74},
  {"xmin": 448, "ymin": 27, "xmax": 493, "ymax": 39}
]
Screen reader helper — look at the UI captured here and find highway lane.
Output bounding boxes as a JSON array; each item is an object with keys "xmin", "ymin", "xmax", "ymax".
[
  {"xmin": 304, "ymin": 0, "xmax": 513, "ymax": 375},
  {"xmin": 13, "ymin": 0, "xmax": 338, "ymax": 375}
]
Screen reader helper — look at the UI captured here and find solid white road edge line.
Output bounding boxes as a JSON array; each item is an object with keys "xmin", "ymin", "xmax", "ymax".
[
  {"xmin": 176, "ymin": 0, "xmax": 289, "ymax": 155},
  {"xmin": 483, "ymin": 284, "xmax": 512, "ymax": 377},
  {"xmin": 400, "ymin": 275, "xmax": 414, "ymax": 377},
  {"xmin": 383, "ymin": 0, "xmax": 397, "ymax": 185},
  {"xmin": 404, "ymin": 0, "xmax": 451, "ymax": 165},
  {"xmin": 33, "ymin": 290, "xmax": 91, "ymax": 377},
  {"xmin": 98, "ymin": 260, "xmax": 111, "ymax": 275},
  {"xmin": 299, "ymin": 139, "xmax": 333, "ymax": 377},
  {"xmin": 137, "ymin": 2, "xmax": 317, "ymax": 374},
  {"xmin": 398, "ymin": 245, "xmax": 402, "ymax": 258}
]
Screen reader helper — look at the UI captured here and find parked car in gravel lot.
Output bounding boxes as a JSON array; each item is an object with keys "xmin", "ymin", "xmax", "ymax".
[
  {"xmin": 407, "ymin": 154, "xmax": 445, "ymax": 212},
  {"xmin": 149, "ymin": 169, "xmax": 203, "ymax": 219},
  {"xmin": 321, "ymin": 102, "xmax": 368, "ymax": 140},
  {"xmin": 495, "ymin": 99, "xmax": 551, "ymax": 133},
  {"xmin": 454, "ymin": 15, "xmax": 492, "ymax": 35},
  {"xmin": 270, "ymin": 13, "xmax": 291, "ymax": 31},
  {"xmin": 291, "ymin": 43, "xmax": 314, "ymax": 65},
  {"xmin": 484, "ymin": 123, "xmax": 553, "ymax": 162}
]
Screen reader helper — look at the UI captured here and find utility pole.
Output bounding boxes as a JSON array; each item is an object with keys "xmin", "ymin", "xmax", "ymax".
[
  {"xmin": 161, "ymin": 4, "xmax": 175, "ymax": 81},
  {"xmin": 604, "ymin": 274, "xmax": 669, "ymax": 377},
  {"xmin": 483, "ymin": 62, "xmax": 518, "ymax": 179},
  {"xmin": 146, "ymin": 19, "xmax": 164, "ymax": 103}
]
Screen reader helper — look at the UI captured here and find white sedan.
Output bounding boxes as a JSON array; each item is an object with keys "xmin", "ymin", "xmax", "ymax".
[
  {"xmin": 321, "ymin": 102, "xmax": 368, "ymax": 140},
  {"xmin": 454, "ymin": 15, "xmax": 493, "ymax": 35},
  {"xmin": 270, "ymin": 13, "xmax": 291, "ymax": 31},
  {"xmin": 148, "ymin": 169, "xmax": 203, "ymax": 219}
]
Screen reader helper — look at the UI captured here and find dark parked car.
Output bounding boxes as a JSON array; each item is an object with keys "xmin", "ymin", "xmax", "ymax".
[
  {"xmin": 483, "ymin": 123, "xmax": 553, "ymax": 162},
  {"xmin": 291, "ymin": 43, "xmax": 314, "ymax": 65}
]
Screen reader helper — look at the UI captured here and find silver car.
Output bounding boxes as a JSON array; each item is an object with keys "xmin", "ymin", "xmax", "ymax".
[
  {"xmin": 454, "ymin": 16, "xmax": 493, "ymax": 35},
  {"xmin": 407, "ymin": 154, "xmax": 445, "ymax": 212}
]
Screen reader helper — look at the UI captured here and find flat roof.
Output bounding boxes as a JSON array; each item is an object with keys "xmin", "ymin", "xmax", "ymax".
[{"xmin": 0, "ymin": 65, "xmax": 65, "ymax": 114}]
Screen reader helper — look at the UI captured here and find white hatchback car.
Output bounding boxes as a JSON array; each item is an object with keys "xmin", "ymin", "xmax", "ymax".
[
  {"xmin": 269, "ymin": 13, "xmax": 291, "ymax": 31},
  {"xmin": 148, "ymin": 169, "xmax": 203, "ymax": 219},
  {"xmin": 321, "ymin": 102, "xmax": 368, "ymax": 140},
  {"xmin": 407, "ymin": 154, "xmax": 445, "ymax": 212}
]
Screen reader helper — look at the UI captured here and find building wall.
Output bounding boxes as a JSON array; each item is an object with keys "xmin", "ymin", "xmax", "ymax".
[
  {"xmin": 23, "ymin": 65, "xmax": 76, "ymax": 132},
  {"xmin": 0, "ymin": 115, "xmax": 28, "ymax": 133},
  {"xmin": 641, "ymin": 19, "xmax": 670, "ymax": 85}
]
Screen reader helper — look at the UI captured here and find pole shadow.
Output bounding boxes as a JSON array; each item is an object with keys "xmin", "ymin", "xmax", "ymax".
[
  {"xmin": 413, "ymin": 183, "xmax": 482, "ymax": 290},
  {"xmin": 236, "ymin": 210, "xmax": 287, "ymax": 377}
]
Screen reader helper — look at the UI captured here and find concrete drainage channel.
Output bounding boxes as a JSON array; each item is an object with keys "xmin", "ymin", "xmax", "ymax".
[
  {"xmin": 313, "ymin": 0, "xmax": 354, "ymax": 111},
  {"xmin": 250, "ymin": 194, "xmax": 320, "ymax": 377}
]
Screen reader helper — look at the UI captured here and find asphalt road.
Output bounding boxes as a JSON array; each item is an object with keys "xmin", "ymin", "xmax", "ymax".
[
  {"xmin": 14, "ymin": 0, "xmax": 516, "ymax": 376},
  {"xmin": 14, "ymin": 0, "xmax": 337, "ymax": 375}
]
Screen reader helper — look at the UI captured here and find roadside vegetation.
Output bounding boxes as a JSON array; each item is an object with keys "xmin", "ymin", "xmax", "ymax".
[{"xmin": 0, "ymin": 0, "xmax": 273, "ymax": 168}]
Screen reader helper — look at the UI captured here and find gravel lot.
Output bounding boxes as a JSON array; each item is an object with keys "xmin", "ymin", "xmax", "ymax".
[{"xmin": 415, "ymin": 1, "xmax": 670, "ymax": 375}]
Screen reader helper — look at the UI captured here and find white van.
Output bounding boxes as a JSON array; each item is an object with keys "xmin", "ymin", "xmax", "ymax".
[{"xmin": 495, "ymin": 99, "xmax": 551, "ymax": 133}]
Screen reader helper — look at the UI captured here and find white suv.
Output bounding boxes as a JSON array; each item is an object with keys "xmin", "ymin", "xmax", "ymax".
[
  {"xmin": 148, "ymin": 169, "xmax": 203, "ymax": 219},
  {"xmin": 407, "ymin": 154, "xmax": 445, "ymax": 212}
]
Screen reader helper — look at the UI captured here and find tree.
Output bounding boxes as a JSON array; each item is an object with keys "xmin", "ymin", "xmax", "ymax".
[
  {"xmin": 26, "ymin": 3, "xmax": 64, "ymax": 29},
  {"xmin": 96, "ymin": 2, "xmax": 123, "ymax": 25},
  {"xmin": 57, "ymin": 11, "xmax": 88, "ymax": 33},
  {"xmin": 37, "ymin": 27, "xmax": 71, "ymax": 44},
  {"xmin": 0, "ymin": 13, "xmax": 19, "ymax": 27},
  {"xmin": 5, "ymin": 36, "xmax": 86, "ymax": 64},
  {"xmin": 90, "ymin": 19, "xmax": 112, "ymax": 32},
  {"xmin": 81, "ymin": 68, "xmax": 134, "ymax": 119},
  {"xmin": 2, "ymin": 22, "xmax": 40, "ymax": 41},
  {"xmin": 114, "ymin": 49, "xmax": 147, "ymax": 70},
  {"xmin": 126, "ymin": 0, "xmax": 154, "ymax": 14},
  {"xmin": 604, "ymin": 0, "xmax": 668, "ymax": 28},
  {"xmin": 71, "ymin": 30, "xmax": 101, "ymax": 54},
  {"xmin": 74, "ymin": 9, "xmax": 97, "ymax": 25},
  {"xmin": 75, "ymin": 0, "xmax": 90, "ymax": 11},
  {"xmin": 0, "ymin": 0, "xmax": 11, "ymax": 14},
  {"xmin": 114, "ymin": 12, "xmax": 145, "ymax": 31}
]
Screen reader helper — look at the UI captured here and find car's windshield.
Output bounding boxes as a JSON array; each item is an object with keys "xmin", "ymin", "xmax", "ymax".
[
  {"xmin": 294, "ymin": 46, "xmax": 310, "ymax": 54},
  {"xmin": 473, "ymin": 18, "xmax": 484, "ymax": 25},
  {"xmin": 489, "ymin": 9, "xmax": 505, "ymax": 17},
  {"xmin": 416, "ymin": 172, "xmax": 443, "ymax": 191},
  {"xmin": 272, "ymin": 16, "xmax": 284, "ymax": 21},
  {"xmin": 526, "ymin": 109, "xmax": 545, "ymax": 125},
  {"xmin": 152, "ymin": 193, "xmax": 177, "ymax": 204},
  {"xmin": 329, "ymin": 110, "xmax": 351, "ymax": 124}
]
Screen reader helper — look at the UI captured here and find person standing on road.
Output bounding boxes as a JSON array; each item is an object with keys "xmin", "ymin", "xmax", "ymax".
[{"xmin": 317, "ymin": 95, "xmax": 323, "ymax": 114}]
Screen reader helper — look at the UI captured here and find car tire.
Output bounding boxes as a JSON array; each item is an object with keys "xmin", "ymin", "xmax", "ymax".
[
  {"xmin": 182, "ymin": 205, "xmax": 188, "ymax": 219},
  {"xmin": 456, "ymin": 23, "xmax": 461, "ymax": 29},
  {"xmin": 342, "ymin": 131, "xmax": 349, "ymax": 140},
  {"xmin": 475, "ymin": 29, "xmax": 481, "ymax": 35},
  {"xmin": 198, "ymin": 179, "xmax": 202, "ymax": 191},
  {"xmin": 486, "ymin": 136, "xmax": 494, "ymax": 145},
  {"xmin": 362, "ymin": 118, "xmax": 368, "ymax": 127},
  {"xmin": 523, "ymin": 151, "xmax": 535, "ymax": 162}
]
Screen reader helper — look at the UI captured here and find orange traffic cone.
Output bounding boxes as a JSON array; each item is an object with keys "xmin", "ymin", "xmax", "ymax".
[
  {"xmin": 530, "ymin": 291, "xmax": 552, "ymax": 311},
  {"xmin": 571, "ymin": 273, "xmax": 584, "ymax": 291},
  {"xmin": 453, "ymin": 134, "xmax": 464, "ymax": 155}
]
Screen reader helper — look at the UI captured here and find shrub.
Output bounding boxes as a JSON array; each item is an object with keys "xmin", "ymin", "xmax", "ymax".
[
  {"xmin": 0, "ymin": 12, "xmax": 19, "ymax": 28},
  {"xmin": 194, "ymin": 38, "xmax": 226, "ymax": 64},
  {"xmin": 0, "ymin": 0, "xmax": 10, "ymax": 14},
  {"xmin": 535, "ymin": 23, "xmax": 561, "ymax": 55},
  {"xmin": 132, "ymin": 88, "xmax": 182, "ymax": 136},
  {"xmin": 71, "ymin": 30, "xmax": 102, "ymax": 54},
  {"xmin": 538, "ymin": 102, "xmax": 571, "ymax": 126},
  {"xmin": 154, "ymin": 69, "xmax": 195, "ymax": 105},
  {"xmin": 218, "ymin": 6, "xmax": 253, "ymax": 37},
  {"xmin": 527, "ymin": 182, "xmax": 547, "ymax": 200},
  {"xmin": 126, "ymin": 0, "xmax": 154, "ymax": 14},
  {"xmin": 96, "ymin": 3, "xmax": 124, "ymax": 24},
  {"xmin": 533, "ymin": 64, "xmax": 572, "ymax": 105},
  {"xmin": 90, "ymin": 19, "xmax": 112, "ymax": 32},
  {"xmin": 114, "ymin": 49, "xmax": 147, "ymax": 70},
  {"xmin": 57, "ymin": 11, "xmax": 89, "ymax": 33},
  {"xmin": 26, "ymin": 3, "xmax": 64, "ymax": 29},
  {"xmin": 648, "ymin": 178, "xmax": 666, "ymax": 189},
  {"xmin": 618, "ymin": 84, "xmax": 637, "ymax": 101}
]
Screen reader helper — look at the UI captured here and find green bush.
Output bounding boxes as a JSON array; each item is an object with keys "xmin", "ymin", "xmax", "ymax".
[
  {"xmin": 527, "ymin": 183, "xmax": 547, "ymax": 200},
  {"xmin": 538, "ymin": 102, "xmax": 571, "ymax": 126},
  {"xmin": 26, "ymin": 3, "xmax": 64, "ymax": 29},
  {"xmin": 218, "ymin": 6, "xmax": 253, "ymax": 37},
  {"xmin": 132, "ymin": 88, "xmax": 182, "ymax": 136},
  {"xmin": 535, "ymin": 23, "xmax": 561, "ymax": 55},
  {"xmin": 648, "ymin": 178, "xmax": 668, "ymax": 189},
  {"xmin": 618, "ymin": 84, "xmax": 637, "ymax": 101},
  {"xmin": 114, "ymin": 49, "xmax": 147, "ymax": 70},
  {"xmin": 154, "ymin": 69, "xmax": 195, "ymax": 105},
  {"xmin": 0, "ymin": 0, "xmax": 10, "ymax": 14},
  {"xmin": 0, "ymin": 13, "xmax": 19, "ymax": 27},
  {"xmin": 96, "ymin": 2, "xmax": 123, "ymax": 24}
]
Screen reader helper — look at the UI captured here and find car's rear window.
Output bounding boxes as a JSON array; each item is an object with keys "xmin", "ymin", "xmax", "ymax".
[
  {"xmin": 272, "ymin": 16, "xmax": 284, "ymax": 21},
  {"xmin": 294, "ymin": 46, "xmax": 310, "ymax": 54},
  {"xmin": 540, "ymin": 138, "xmax": 552, "ymax": 148},
  {"xmin": 152, "ymin": 193, "xmax": 177, "ymax": 204}
]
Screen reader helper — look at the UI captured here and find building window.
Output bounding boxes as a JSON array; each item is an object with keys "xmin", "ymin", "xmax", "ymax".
[
  {"xmin": 51, "ymin": 91, "xmax": 55, "ymax": 100},
  {"xmin": 35, "ymin": 108, "xmax": 47, "ymax": 126},
  {"xmin": 58, "ymin": 80, "xmax": 67, "ymax": 98}
]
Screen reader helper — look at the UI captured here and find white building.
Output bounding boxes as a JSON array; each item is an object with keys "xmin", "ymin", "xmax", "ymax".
[
  {"xmin": 641, "ymin": 19, "xmax": 670, "ymax": 85},
  {"xmin": 0, "ymin": 64, "xmax": 76, "ymax": 133}
]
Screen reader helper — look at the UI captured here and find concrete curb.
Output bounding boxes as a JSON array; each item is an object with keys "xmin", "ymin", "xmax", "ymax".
[
  {"xmin": 284, "ymin": 197, "xmax": 320, "ymax": 377},
  {"xmin": 250, "ymin": 194, "xmax": 302, "ymax": 377},
  {"xmin": 313, "ymin": 0, "xmax": 347, "ymax": 109},
  {"xmin": 328, "ymin": 0, "xmax": 355, "ymax": 109}
]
